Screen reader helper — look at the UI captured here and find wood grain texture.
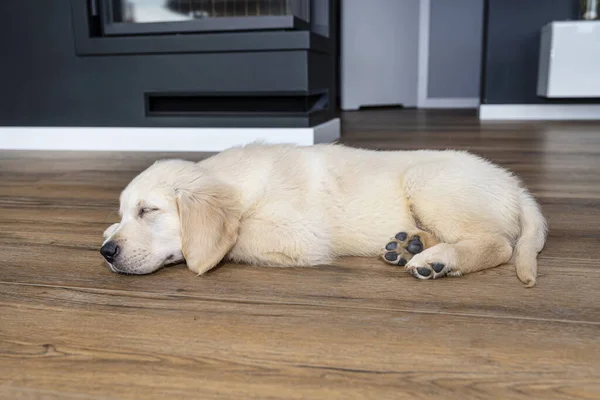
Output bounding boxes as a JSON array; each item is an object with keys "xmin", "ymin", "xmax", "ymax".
[
  {"xmin": 1, "ymin": 109, "xmax": 599, "ymax": 399},
  {"xmin": 1, "ymin": 283, "xmax": 599, "ymax": 400}
]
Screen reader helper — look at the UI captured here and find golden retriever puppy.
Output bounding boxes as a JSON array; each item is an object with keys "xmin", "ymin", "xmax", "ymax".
[{"xmin": 101, "ymin": 143, "xmax": 547, "ymax": 287}]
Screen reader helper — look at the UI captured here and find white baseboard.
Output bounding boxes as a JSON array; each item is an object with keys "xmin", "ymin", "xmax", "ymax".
[
  {"xmin": 0, "ymin": 119, "xmax": 340, "ymax": 151},
  {"xmin": 479, "ymin": 105, "xmax": 600, "ymax": 120},
  {"xmin": 420, "ymin": 97, "xmax": 479, "ymax": 109}
]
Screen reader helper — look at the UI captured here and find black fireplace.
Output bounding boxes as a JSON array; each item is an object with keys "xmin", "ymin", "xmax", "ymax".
[{"xmin": 0, "ymin": 0, "xmax": 338, "ymax": 128}]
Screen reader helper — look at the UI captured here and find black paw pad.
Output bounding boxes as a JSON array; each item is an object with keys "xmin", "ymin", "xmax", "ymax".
[
  {"xmin": 384, "ymin": 252, "xmax": 398, "ymax": 262},
  {"xmin": 416, "ymin": 267, "xmax": 431, "ymax": 277},
  {"xmin": 431, "ymin": 262, "xmax": 445, "ymax": 273},
  {"xmin": 407, "ymin": 236, "xmax": 423, "ymax": 255},
  {"xmin": 385, "ymin": 242, "xmax": 398, "ymax": 251},
  {"xmin": 397, "ymin": 257, "xmax": 407, "ymax": 267},
  {"xmin": 395, "ymin": 232, "xmax": 408, "ymax": 241}
]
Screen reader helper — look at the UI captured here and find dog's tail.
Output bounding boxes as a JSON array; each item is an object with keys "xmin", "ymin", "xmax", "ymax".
[{"xmin": 512, "ymin": 189, "xmax": 547, "ymax": 287}]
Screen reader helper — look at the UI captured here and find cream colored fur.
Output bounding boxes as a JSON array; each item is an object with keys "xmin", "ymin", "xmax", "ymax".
[{"xmin": 103, "ymin": 143, "xmax": 547, "ymax": 286}]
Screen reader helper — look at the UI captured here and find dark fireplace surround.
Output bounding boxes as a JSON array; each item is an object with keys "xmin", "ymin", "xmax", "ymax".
[{"xmin": 0, "ymin": 1, "xmax": 338, "ymax": 128}]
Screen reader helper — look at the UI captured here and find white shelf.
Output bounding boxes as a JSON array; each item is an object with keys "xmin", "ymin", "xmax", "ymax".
[{"xmin": 537, "ymin": 21, "xmax": 600, "ymax": 98}]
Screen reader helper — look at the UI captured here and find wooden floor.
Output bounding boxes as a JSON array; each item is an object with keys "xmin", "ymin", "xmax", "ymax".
[{"xmin": 1, "ymin": 109, "xmax": 599, "ymax": 399}]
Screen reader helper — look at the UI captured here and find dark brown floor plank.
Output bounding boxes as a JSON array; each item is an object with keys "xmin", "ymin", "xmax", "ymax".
[
  {"xmin": 1, "ymin": 283, "xmax": 599, "ymax": 400},
  {"xmin": 0, "ymin": 242, "xmax": 598, "ymax": 324}
]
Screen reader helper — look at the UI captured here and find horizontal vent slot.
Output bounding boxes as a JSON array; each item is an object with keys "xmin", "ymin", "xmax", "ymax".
[{"xmin": 146, "ymin": 93, "xmax": 328, "ymax": 116}]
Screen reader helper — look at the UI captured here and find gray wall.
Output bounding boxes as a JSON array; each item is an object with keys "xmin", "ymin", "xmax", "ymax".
[
  {"xmin": 481, "ymin": 0, "xmax": 580, "ymax": 104},
  {"xmin": 341, "ymin": 0, "xmax": 419, "ymax": 110},
  {"xmin": 427, "ymin": 0, "xmax": 484, "ymax": 99}
]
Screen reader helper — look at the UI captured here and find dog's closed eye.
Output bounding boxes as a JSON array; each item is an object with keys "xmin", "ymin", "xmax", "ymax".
[{"xmin": 138, "ymin": 207, "xmax": 159, "ymax": 218}]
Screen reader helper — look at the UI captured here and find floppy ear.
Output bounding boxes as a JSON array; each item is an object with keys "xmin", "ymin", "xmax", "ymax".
[{"xmin": 176, "ymin": 181, "xmax": 241, "ymax": 275}]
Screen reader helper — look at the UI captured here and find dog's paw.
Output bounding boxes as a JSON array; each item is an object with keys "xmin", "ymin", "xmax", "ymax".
[
  {"xmin": 381, "ymin": 232, "xmax": 426, "ymax": 266},
  {"xmin": 406, "ymin": 261, "xmax": 455, "ymax": 280},
  {"xmin": 404, "ymin": 245, "xmax": 460, "ymax": 280}
]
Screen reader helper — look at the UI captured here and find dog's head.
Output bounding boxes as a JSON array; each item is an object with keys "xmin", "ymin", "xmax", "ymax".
[{"xmin": 101, "ymin": 159, "xmax": 241, "ymax": 275}]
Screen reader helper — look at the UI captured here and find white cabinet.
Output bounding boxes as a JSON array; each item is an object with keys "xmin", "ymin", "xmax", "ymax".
[{"xmin": 537, "ymin": 21, "xmax": 600, "ymax": 98}]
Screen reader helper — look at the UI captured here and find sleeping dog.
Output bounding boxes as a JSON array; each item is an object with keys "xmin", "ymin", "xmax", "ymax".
[{"xmin": 101, "ymin": 143, "xmax": 547, "ymax": 287}]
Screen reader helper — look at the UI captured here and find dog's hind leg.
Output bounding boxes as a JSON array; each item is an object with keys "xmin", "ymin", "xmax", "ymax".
[{"xmin": 403, "ymin": 234, "xmax": 513, "ymax": 280}]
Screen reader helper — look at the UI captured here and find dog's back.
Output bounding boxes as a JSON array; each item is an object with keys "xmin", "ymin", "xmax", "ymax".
[{"xmin": 203, "ymin": 143, "xmax": 545, "ymax": 286}]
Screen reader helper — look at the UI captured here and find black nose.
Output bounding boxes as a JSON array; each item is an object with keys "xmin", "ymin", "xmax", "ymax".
[{"xmin": 100, "ymin": 241, "xmax": 120, "ymax": 262}]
